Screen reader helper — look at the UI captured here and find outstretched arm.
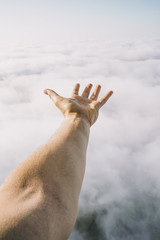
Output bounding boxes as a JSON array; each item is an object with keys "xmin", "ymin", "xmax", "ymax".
[{"xmin": 0, "ymin": 83, "xmax": 113, "ymax": 240}]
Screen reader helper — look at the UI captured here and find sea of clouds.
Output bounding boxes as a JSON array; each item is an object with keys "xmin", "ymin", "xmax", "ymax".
[{"xmin": 0, "ymin": 39, "xmax": 160, "ymax": 239}]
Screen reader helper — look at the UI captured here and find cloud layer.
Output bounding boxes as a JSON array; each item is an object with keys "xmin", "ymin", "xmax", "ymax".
[{"xmin": 0, "ymin": 39, "xmax": 160, "ymax": 239}]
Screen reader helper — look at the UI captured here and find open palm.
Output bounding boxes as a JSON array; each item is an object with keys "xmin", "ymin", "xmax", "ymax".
[{"xmin": 44, "ymin": 83, "xmax": 113, "ymax": 126}]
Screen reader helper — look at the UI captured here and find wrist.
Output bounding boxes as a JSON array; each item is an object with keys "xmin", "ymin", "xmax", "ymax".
[{"xmin": 64, "ymin": 113, "xmax": 91, "ymax": 127}]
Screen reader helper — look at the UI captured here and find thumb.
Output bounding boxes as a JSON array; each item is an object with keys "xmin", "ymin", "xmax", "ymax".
[{"xmin": 44, "ymin": 89, "xmax": 63, "ymax": 104}]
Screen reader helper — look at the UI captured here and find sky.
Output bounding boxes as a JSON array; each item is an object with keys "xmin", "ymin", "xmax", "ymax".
[
  {"xmin": 0, "ymin": 1, "xmax": 160, "ymax": 239},
  {"xmin": 0, "ymin": 0, "xmax": 160, "ymax": 44},
  {"xmin": 0, "ymin": 39, "xmax": 160, "ymax": 239}
]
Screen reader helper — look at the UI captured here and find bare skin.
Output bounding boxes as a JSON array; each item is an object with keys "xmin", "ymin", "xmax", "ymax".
[{"xmin": 0, "ymin": 83, "xmax": 113, "ymax": 240}]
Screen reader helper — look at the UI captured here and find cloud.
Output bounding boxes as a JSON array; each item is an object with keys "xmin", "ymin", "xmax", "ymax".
[{"xmin": 0, "ymin": 39, "xmax": 160, "ymax": 239}]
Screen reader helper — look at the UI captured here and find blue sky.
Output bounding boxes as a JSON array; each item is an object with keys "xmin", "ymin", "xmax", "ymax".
[{"xmin": 0, "ymin": 0, "xmax": 160, "ymax": 44}]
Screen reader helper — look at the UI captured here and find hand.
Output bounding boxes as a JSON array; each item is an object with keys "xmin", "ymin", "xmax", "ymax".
[{"xmin": 44, "ymin": 83, "xmax": 113, "ymax": 126}]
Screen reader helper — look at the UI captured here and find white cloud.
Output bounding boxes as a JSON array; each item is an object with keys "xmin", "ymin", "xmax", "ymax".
[{"xmin": 0, "ymin": 39, "xmax": 160, "ymax": 239}]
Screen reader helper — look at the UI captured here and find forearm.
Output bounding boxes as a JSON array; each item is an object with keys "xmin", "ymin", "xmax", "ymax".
[
  {"xmin": 0, "ymin": 116, "xmax": 90, "ymax": 239},
  {"xmin": 1, "ymin": 116, "xmax": 90, "ymax": 204},
  {"xmin": 37, "ymin": 115, "xmax": 90, "ymax": 201},
  {"xmin": 48, "ymin": 116, "xmax": 89, "ymax": 174}
]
